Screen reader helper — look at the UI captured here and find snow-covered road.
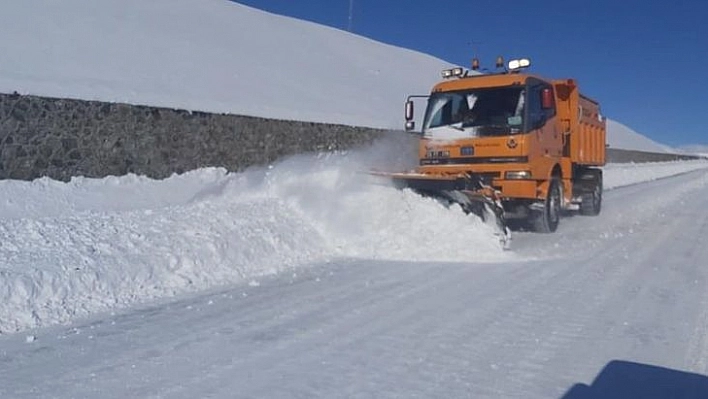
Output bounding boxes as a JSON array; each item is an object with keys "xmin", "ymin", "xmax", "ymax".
[{"xmin": 2, "ymin": 168, "xmax": 708, "ymax": 398}]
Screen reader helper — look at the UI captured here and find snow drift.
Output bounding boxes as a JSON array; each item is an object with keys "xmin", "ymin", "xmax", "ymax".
[
  {"xmin": 2, "ymin": 134, "xmax": 706, "ymax": 333},
  {"xmin": 0, "ymin": 136, "xmax": 513, "ymax": 333}
]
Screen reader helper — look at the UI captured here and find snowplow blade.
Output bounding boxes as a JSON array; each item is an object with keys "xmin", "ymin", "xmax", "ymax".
[{"xmin": 372, "ymin": 171, "xmax": 511, "ymax": 248}]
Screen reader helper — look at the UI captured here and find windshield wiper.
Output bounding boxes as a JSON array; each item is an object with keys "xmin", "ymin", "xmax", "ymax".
[{"xmin": 429, "ymin": 123, "xmax": 465, "ymax": 131}]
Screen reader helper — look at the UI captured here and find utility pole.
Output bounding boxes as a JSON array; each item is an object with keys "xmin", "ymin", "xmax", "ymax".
[{"xmin": 348, "ymin": 0, "xmax": 354, "ymax": 32}]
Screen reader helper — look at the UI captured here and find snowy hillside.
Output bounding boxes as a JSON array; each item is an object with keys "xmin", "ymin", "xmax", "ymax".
[
  {"xmin": 1, "ymin": 0, "xmax": 669, "ymax": 151},
  {"xmin": 606, "ymin": 119, "xmax": 674, "ymax": 153},
  {"xmin": 0, "ymin": 0, "xmax": 448, "ymax": 129}
]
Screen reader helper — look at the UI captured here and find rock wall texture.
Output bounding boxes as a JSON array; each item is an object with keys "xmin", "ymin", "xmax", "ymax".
[
  {"xmin": 0, "ymin": 92, "xmax": 701, "ymax": 182},
  {"xmin": 0, "ymin": 92, "xmax": 386, "ymax": 181}
]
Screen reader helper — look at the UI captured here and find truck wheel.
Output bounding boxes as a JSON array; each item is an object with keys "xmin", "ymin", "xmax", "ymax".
[
  {"xmin": 533, "ymin": 178, "xmax": 561, "ymax": 233},
  {"xmin": 579, "ymin": 185, "xmax": 602, "ymax": 216},
  {"xmin": 579, "ymin": 171, "xmax": 602, "ymax": 216}
]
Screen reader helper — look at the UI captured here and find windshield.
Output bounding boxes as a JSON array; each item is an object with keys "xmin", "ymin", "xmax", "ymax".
[{"xmin": 422, "ymin": 86, "xmax": 525, "ymax": 137}]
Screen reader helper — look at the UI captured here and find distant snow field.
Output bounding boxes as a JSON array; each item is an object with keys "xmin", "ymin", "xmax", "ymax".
[
  {"xmin": 0, "ymin": 0, "xmax": 447, "ymax": 130},
  {"xmin": 605, "ymin": 119, "xmax": 674, "ymax": 153}
]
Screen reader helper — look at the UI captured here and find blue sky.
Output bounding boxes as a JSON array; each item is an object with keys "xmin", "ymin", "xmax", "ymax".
[{"xmin": 234, "ymin": 1, "xmax": 707, "ymax": 147}]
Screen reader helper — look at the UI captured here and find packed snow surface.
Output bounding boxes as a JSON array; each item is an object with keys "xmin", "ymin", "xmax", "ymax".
[
  {"xmin": 2, "ymin": 166, "xmax": 708, "ymax": 398},
  {"xmin": 1, "ymin": 134, "xmax": 707, "ymax": 334}
]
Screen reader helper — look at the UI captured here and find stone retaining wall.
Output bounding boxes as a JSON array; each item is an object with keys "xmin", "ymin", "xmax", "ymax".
[
  {"xmin": 1, "ymin": 92, "xmax": 701, "ymax": 182},
  {"xmin": 0, "ymin": 92, "xmax": 385, "ymax": 181}
]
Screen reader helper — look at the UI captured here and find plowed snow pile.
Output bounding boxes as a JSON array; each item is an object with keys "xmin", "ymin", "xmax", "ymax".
[
  {"xmin": 2, "ymin": 133, "xmax": 706, "ymax": 333},
  {"xmin": 0, "ymin": 136, "xmax": 511, "ymax": 333}
]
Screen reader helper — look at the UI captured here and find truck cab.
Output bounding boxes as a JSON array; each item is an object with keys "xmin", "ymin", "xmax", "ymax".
[{"xmin": 403, "ymin": 58, "xmax": 606, "ymax": 233}]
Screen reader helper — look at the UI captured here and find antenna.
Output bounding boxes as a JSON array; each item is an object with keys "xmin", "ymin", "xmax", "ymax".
[
  {"xmin": 348, "ymin": 0, "xmax": 354, "ymax": 32},
  {"xmin": 468, "ymin": 40, "xmax": 482, "ymax": 59}
]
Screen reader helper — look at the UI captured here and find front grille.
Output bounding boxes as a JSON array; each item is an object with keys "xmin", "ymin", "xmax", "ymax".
[
  {"xmin": 477, "ymin": 172, "xmax": 501, "ymax": 185},
  {"xmin": 420, "ymin": 156, "xmax": 528, "ymax": 166}
]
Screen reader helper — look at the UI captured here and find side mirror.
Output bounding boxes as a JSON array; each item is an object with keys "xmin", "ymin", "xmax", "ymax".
[
  {"xmin": 403, "ymin": 95, "xmax": 429, "ymax": 133},
  {"xmin": 404, "ymin": 100, "xmax": 415, "ymax": 131},
  {"xmin": 405, "ymin": 100, "xmax": 414, "ymax": 121},
  {"xmin": 541, "ymin": 88, "xmax": 554, "ymax": 109}
]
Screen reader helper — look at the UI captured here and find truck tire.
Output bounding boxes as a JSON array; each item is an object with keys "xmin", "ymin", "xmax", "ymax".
[
  {"xmin": 533, "ymin": 178, "xmax": 561, "ymax": 233},
  {"xmin": 579, "ymin": 171, "xmax": 602, "ymax": 216}
]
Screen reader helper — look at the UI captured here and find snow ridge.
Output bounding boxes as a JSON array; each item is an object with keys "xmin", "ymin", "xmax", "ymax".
[{"xmin": 0, "ymin": 136, "xmax": 511, "ymax": 333}]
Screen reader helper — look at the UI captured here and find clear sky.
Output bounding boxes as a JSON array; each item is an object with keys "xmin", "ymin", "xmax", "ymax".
[{"xmin": 234, "ymin": 0, "xmax": 707, "ymax": 147}]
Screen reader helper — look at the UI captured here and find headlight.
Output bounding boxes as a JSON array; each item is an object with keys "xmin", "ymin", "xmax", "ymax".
[
  {"xmin": 426, "ymin": 150, "xmax": 450, "ymax": 158},
  {"xmin": 505, "ymin": 171, "xmax": 532, "ymax": 179},
  {"xmin": 508, "ymin": 58, "xmax": 531, "ymax": 71},
  {"xmin": 441, "ymin": 67, "xmax": 465, "ymax": 79}
]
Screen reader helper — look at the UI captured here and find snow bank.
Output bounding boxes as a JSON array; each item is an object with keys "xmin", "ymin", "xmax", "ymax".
[
  {"xmin": 604, "ymin": 160, "xmax": 708, "ymax": 189},
  {"xmin": 0, "ymin": 136, "xmax": 511, "ymax": 333},
  {"xmin": 1, "ymin": 139, "xmax": 706, "ymax": 333},
  {"xmin": 0, "ymin": 169, "xmax": 231, "ymax": 221}
]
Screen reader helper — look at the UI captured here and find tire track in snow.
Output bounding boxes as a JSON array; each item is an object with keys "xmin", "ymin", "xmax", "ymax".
[
  {"xmin": 425, "ymin": 168, "xmax": 708, "ymax": 396},
  {"xmin": 3, "ymin": 170, "xmax": 708, "ymax": 398},
  {"xmin": 679, "ymin": 210, "xmax": 708, "ymax": 374}
]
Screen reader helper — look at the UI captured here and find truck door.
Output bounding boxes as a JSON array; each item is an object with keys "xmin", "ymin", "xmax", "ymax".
[{"xmin": 527, "ymin": 80, "xmax": 561, "ymax": 157}]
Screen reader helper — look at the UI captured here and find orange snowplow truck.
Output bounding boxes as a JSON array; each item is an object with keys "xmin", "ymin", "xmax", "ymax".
[{"xmin": 392, "ymin": 57, "xmax": 606, "ymax": 234}]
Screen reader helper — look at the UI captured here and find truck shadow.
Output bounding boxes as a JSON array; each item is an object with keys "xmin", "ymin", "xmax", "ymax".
[
  {"xmin": 505, "ymin": 209, "xmax": 580, "ymax": 233},
  {"xmin": 560, "ymin": 360, "xmax": 708, "ymax": 399}
]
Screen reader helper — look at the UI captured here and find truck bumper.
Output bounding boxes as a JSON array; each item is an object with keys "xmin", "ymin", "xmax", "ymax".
[{"xmin": 496, "ymin": 179, "xmax": 539, "ymax": 200}]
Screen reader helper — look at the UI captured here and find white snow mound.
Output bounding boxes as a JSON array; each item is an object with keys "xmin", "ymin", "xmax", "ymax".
[{"xmin": 0, "ymin": 134, "xmax": 511, "ymax": 333}]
